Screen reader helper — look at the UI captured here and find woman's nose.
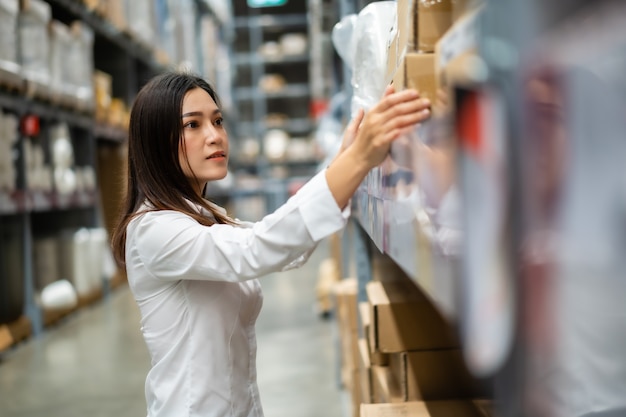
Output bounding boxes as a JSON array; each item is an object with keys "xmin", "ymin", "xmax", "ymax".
[{"xmin": 205, "ymin": 125, "xmax": 222, "ymax": 144}]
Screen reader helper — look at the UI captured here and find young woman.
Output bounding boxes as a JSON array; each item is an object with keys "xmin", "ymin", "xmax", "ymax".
[{"xmin": 111, "ymin": 72, "xmax": 430, "ymax": 417}]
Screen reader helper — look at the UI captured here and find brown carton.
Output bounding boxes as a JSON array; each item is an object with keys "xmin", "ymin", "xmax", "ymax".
[
  {"xmin": 389, "ymin": 349, "xmax": 488, "ymax": 401},
  {"xmin": 371, "ymin": 365, "xmax": 404, "ymax": 404},
  {"xmin": 366, "ymin": 280, "xmax": 458, "ymax": 353},
  {"xmin": 359, "ymin": 301, "xmax": 389, "ymax": 366},
  {"xmin": 358, "ymin": 338, "xmax": 374, "ymax": 404},
  {"xmin": 417, "ymin": 0, "xmax": 453, "ymax": 52}
]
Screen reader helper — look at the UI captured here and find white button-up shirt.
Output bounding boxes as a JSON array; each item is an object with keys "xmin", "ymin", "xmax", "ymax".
[{"xmin": 125, "ymin": 170, "xmax": 349, "ymax": 417}]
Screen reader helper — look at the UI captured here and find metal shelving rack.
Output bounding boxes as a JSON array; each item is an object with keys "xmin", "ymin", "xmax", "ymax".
[{"xmin": 0, "ymin": 0, "xmax": 168, "ymax": 342}]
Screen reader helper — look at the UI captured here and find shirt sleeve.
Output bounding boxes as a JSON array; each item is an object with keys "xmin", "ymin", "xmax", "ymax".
[{"xmin": 129, "ymin": 170, "xmax": 350, "ymax": 282}]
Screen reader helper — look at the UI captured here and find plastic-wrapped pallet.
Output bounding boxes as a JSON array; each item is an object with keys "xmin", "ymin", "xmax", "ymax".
[
  {"xmin": 126, "ymin": 0, "xmax": 156, "ymax": 47},
  {"xmin": 33, "ymin": 236, "xmax": 61, "ymax": 291},
  {"xmin": 0, "ymin": 0, "xmax": 21, "ymax": 78},
  {"xmin": 0, "ymin": 111, "xmax": 18, "ymax": 192},
  {"xmin": 18, "ymin": 0, "xmax": 51, "ymax": 94},
  {"xmin": 49, "ymin": 20, "xmax": 72, "ymax": 105},
  {"xmin": 59, "ymin": 228, "xmax": 93, "ymax": 298},
  {"xmin": 68, "ymin": 21, "xmax": 94, "ymax": 111}
]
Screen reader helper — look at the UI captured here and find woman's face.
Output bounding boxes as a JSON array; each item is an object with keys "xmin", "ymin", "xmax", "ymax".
[{"xmin": 179, "ymin": 87, "xmax": 229, "ymax": 194}]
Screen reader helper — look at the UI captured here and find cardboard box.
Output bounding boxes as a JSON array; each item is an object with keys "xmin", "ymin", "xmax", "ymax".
[
  {"xmin": 397, "ymin": 0, "xmax": 417, "ymax": 58},
  {"xmin": 359, "ymin": 301, "xmax": 389, "ymax": 366},
  {"xmin": 358, "ymin": 338, "xmax": 374, "ymax": 404},
  {"xmin": 360, "ymin": 400, "xmax": 487, "ymax": 417},
  {"xmin": 389, "ymin": 349, "xmax": 487, "ymax": 401},
  {"xmin": 417, "ymin": 0, "xmax": 453, "ymax": 52},
  {"xmin": 393, "ymin": 53, "xmax": 437, "ymax": 103},
  {"xmin": 371, "ymin": 365, "xmax": 404, "ymax": 404},
  {"xmin": 334, "ymin": 278, "xmax": 359, "ymax": 332},
  {"xmin": 366, "ymin": 280, "xmax": 458, "ymax": 353},
  {"xmin": 386, "ymin": 33, "xmax": 400, "ymax": 85},
  {"xmin": 434, "ymin": 5, "xmax": 483, "ymax": 91}
]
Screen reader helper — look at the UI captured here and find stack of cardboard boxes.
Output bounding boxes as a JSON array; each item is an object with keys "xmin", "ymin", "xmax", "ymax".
[
  {"xmin": 388, "ymin": 0, "xmax": 483, "ymax": 110},
  {"xmin": 350, "ymin": 2, "xmax": 490, "ymax": 415},
  {"xmin": 333, "ymin": 261, "xmax": 492, "ymax": 417}
]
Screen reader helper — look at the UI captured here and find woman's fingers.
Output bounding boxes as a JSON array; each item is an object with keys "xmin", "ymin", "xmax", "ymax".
[
  {"xmin": 374, "ymin": 89, "xmax": 420, "ymax": 113},
  {"xmin": 340, "ymin": 108, "xmax": 365, "ymax": 153}
]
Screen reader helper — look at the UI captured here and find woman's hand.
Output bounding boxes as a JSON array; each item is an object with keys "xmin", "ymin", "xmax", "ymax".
[
  {"xmin": 349, "ymin": 86, "xmax": 431, "ymax": 169},
  {"xmin": 325, "ymin": 87, "xmax": 431, "ymax": 209}
]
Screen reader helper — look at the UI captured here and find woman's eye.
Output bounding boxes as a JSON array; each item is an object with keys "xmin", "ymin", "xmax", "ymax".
[
  {"xmin": 184, "ymin": 121, "xmax": 199, "ymax": 128},
  {"xmin": 214, "ymin": 117, "xmax": 224, "ymax": 127}
]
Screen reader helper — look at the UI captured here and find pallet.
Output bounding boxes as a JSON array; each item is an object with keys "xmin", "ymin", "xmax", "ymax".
[
  {"xmin": 0, "ymin": 316, "xmax": 32, "ymax": 353},
  {"xmin": 43, "ymin": 305, "xmax": 76, "ymax": 328},
  {"xmin": 77, "ymin": 287, "xmax": 104, "ymax": 308}
]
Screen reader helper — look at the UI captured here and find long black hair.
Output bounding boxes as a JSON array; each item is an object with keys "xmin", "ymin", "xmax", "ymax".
[{"xmin": 111, "ymin": 72, "xmax": 235, "ymax": 267}]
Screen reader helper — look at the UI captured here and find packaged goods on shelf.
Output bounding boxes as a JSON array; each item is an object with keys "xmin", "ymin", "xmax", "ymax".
[
  {"xmin": 393, "ymin": 52, "xmax": 437, "ymax": 103},
  {"xmin": 49, "ymin": 21, "xmax": 72, "ymax": 104},
  {"xmin": 107, "ymin": 98, "xmax": 128, "ymax": 129},
  {"xmin": 279, "ymin": 33, "xmax": 307, "ymax": 56},
  {"xmin": 50, "ymin": 123, "xmax": 77, "ymax": 196},
  {"xmin": 18, "ymin": 0, "xmax": 52, "ymax": 96},
  {"xmin": 333, "ymin": 278, "xmax": 359, "ymax": 387},
  {"xmin": 358, "ymin": 301, "xmax": 389, "ymax": 366},
  {"xmin": 434, "ymin": 6, "xmax": 482, "ymax": 93},
  {"xmin": 370, "ymin": 363, "xmax": 403, "ymax": 403},
  {"xmin": 263, "ymin": 128, "xmax": 290, "ymax": 161},
  {"xmin": 358, "ymin": 338, "xmax": 374, "ymax": 404},
  {"xmin": 365, "ymin": 280, "xmax": 458, "ymax": 353},
  {"xmin": 68, "ymin": 21, "xmax": 95, "ymax": 110},
  {"xmin": 126, "ymin": 0, "xmax": 156, "ymax": 46},
  {"xmin": 259, "ymin": 73, "xmax": 287, "ymax": 93},
  {"xmin": 351, "ymin": 1, "xmax": 397, "ymax": 114},
  {"xmin": 0, "ymin": 0, "xmax": 21, "ymax": 80},
  {"xmin": 23, "ymin": 138, "xmax": 52, "ymax": 192},
  {"xmin": 388, "ymin": 349, "xmax": 486, "ymax": 401},
  {"xmin": 417, "ymin": 0, "xmax": 453, "ymax": 52},
  {"xmin": 104, "ymin": 0, "xmax": 127, "ymax": 31},
  {"xmin": 93, "ymin": 70, "xmax": 112, "ymax": 123},
  {"xmin": 33, "ymin": 236, "xmax": 61, "ymax": 291},
  {"xmin": 59, "ymin": 228, "xmax": 105, "ymax": 298},
  {"xmin": 258, "ymin": 41, "xmax": 282, "ymax": 60},
  {"xmin": 315, "ymin": 257, "xmax": 340, "ymax": 315},
  {"xmin": 0, "ymin": 111, "xmax": 18, "ymax": 192}
]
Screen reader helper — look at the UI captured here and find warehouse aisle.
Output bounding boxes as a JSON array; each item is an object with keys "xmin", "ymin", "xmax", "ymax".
[{"xmin": 0, "ymin": 241, "xmax": 346, "ymax": 417}]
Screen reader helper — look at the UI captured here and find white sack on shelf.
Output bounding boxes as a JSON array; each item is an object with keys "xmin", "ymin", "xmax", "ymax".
[
  {"xmin": 0, "ymin": 0, "xmax": 20, "ymax": 73},
  {"xmin": 350, "ymin": 1, "xmax": 397, "ymax": 116},
  {"xmin": 17, "ymin": 0, "xmax": 51, "ymax": 86},
  {"xmin": 40, "ymin": 279, "xmax": 78, "ymax": 310}
]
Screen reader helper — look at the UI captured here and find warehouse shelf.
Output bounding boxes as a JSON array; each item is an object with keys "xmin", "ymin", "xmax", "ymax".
[
  {"xmin": 28, "ymin": 190, "xmax": 98, "ymax": 212},
  {"xmin": 234, "ymin": 52, "xmax": 309, "ymax": 65},
  {"xmin": 234, "ymin": 13, "xmax": 308, "ymax": 29},
  {"xmin": 0, "ymin": 192, "xmax": 28, "ymax": 216},
  {"xmin": 46, "ymin": 0, "xmax": 166, "ymax": 71},
  {"xmin": 238, "ymin": 117, "xmax": 315, "ymax": 135},
  {"xmin": 234, "ymin": 83, "xmax": 311, "ymax": 101},
  {"xmin": 94, "ymin": 123, "xmax": 127, "ymax": 143}
]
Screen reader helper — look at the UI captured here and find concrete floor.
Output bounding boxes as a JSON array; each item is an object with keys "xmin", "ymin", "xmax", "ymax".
[{"xmin": 0, "ymin": 242, "xmax": 348, "ymax": 417}]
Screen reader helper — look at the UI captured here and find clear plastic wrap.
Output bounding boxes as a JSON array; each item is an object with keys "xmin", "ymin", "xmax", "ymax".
[
  {"xmin": 49, "ymin": 20, "xmax": 72, "ymax": 101},
  {"xmin": 0, "ymin": 0, "xmax": 20, "ymax": 75},
  {"xmin": 17, "ymin": 0, "xmax": 51, "ymax": 88},
  {"xmin": 68, "ymin": 22, "xmax": 95, "ymax": 109},
  {"xmin": 331, "ymin": 13, "xmax": 357, "ymax": 70},
  {"xmin": 350, "ymin": 1, "xmax": 397, "ymax": 116}
]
